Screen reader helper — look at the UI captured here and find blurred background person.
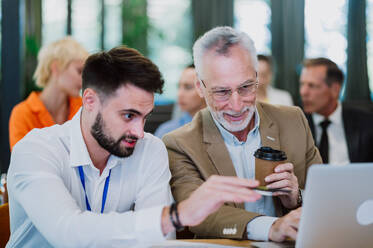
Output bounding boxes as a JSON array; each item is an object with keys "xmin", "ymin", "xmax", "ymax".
[
  {"xmin": 256, "ymin": 55, "xmax": 293, "ymax": 106},
  {"xmin": 8, "ymin": 37, "xmax": 88, "ymax": 150},
  {"xmin": 300, "ymin": 57, "xmax": 373, "ymax": 164},
  {"xmin": 155, "ymin": 64, "xmax": 206, "ymax": 138}
]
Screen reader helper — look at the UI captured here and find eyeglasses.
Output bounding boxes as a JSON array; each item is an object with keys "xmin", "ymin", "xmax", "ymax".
[{"xmin": 200, "ymin": 79, "xmax": 259, "ymax": 102}]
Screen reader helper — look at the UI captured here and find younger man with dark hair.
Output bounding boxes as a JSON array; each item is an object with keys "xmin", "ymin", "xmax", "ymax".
[{"xmin": 7, "ymin": 46, "xmax": 261, "ymax": 247}]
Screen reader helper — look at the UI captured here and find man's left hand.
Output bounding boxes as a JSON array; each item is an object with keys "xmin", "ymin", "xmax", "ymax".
[{"xmin": 264, "ymin": 162, "xmax": 299, "ymax": 209}]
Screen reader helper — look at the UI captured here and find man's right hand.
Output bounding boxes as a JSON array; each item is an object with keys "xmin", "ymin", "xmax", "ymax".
[
  {"xmin": 177, "ymin": 175, "xmax": 261, "ymax": 227},
  {"xmin": 269, "ymin": 207, "xmax": 302, "ymax": 242}
]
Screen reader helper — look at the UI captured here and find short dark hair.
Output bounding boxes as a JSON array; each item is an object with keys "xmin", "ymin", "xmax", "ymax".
[
  {"xmin": 82, "ymin": 46, "xmax": 164, "ymax": 98},
  {"xmin": 257, "ymin": 54, "xmax": 273, "ymax": 70},
  {"xmin": 303, "ymin": 57, "xmax": 344, "ymax": 86}
]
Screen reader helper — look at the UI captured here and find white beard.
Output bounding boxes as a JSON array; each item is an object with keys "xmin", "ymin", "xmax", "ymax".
[{"xmin": 208, "ymin": 104, "xmax": 255, "ymax": 132}]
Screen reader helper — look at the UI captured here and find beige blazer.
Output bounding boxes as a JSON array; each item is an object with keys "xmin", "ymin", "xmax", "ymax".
[{"xmin": 163, "ymin": 102, "xmax": 321, "ymax": 239}]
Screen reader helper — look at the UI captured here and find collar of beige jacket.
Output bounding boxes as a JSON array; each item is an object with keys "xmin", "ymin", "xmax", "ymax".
[
  {"xmin": 201, "ymin": 103, "xmax": 282, "ymax": 176},
  {"xmin": 202, "ymin": 109, "xmax": 240, "ymax": 208},
  {"xmin": 201, "ymin": 109, "xmax": 236, "ymax": 175},
  {"xmin": 256, "ymin": 102, "xmax": 281, "ymax": 151},
  {"xmin": 202, "ymin": 103, "xmax": 283, "ymax": 212}
]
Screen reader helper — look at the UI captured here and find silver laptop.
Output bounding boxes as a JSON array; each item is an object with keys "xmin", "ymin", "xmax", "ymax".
[
  {"xmin": 156, "ymin": 164, "xmax": 373, "ymax": 248},
  {"xmin": 296, "ymin": 163, "xmax": 373, "ymax": 248}
]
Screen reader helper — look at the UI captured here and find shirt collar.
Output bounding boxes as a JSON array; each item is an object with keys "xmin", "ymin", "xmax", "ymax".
[
  {"xmin": 69, "ymin": 108, "xmax": 122, "ymax": 171},
  {"xmin": 26, "ymin": 92, "xmax": 45, "ymax": 113},
  {"xmin": 69, "ymin": 108, "xmax": 93, "ymax": 168},
  {"xmin": 313, "ymin": 101, "xmax": 342, "ymax": 125},
  {"xmin": 212, "ymin": 107, "xmax": 260, "ymax": 145},
  {"xmin": 26, "ymin": 91, "xmax": 81, "ymax": 114}
]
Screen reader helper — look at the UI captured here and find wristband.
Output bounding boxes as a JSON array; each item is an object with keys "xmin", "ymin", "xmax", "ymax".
[
  {"xmin": 297, "ymin": 189, "xmax": 303, "ymax": 206},
  {"xmin": 169, "ymin": 202, "xmax": 184, "ymax": 231}
]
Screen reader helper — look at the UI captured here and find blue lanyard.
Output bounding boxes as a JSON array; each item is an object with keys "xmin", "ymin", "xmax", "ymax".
[{"xmin": 78, "ymin": 166, "xmax": 111, "ymax": 213}]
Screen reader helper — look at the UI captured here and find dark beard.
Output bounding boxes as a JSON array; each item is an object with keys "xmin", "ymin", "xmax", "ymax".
[{"xmin": 90, "ymin": 113, "xmax": 137, "ymax": 158}]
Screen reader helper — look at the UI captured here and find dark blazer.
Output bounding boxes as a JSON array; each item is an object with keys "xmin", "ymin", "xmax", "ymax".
[
  {"xmin": 163, "ymin": 103, "xmax": 321, "ymax": 239},
  {"xmin": 305, "ymin": 104, "xmax": 373, "ymax": 163}
]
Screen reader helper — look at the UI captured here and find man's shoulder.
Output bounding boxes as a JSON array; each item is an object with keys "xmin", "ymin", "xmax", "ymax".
[
  {"xmin": 13, "ymin": 121, "xmax": 70, "ymax": 154},
  {"xmin": 154, "ymin": 118, "xmax": 180, "ymax": 138},
  {"xmin": 132, "ymin": 133, "xmax": 168, "ymax": 161},
  {"xmin": 10, "ymin": 98, "xmax": 34, "ymax": 119},
  {"xmin": 341, "ymin": 103, "xmax": 373, "ymax": 128},
  {"xmin": 342, "ymin": 103, "xmax": 373, "ymax": 118},
  {"xmin": 166, "ymin": 110, "xmax": 205, "ymax": 135},
  {"xmin": 11, "ymin": 92, "xmax": 43, "ymax": 115},
  {"xmin": 158, "ymin": 119, "xmax": 179, "ymax": 130},
  {"xmin": 143, "ymin": 132, "xmax": 167, "ymax": 149},
  {"xmin": 162, "ymin": 110, "xmax": 206, "ymax": 146}
]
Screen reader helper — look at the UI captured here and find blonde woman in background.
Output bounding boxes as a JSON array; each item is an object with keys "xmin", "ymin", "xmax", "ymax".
[{"xmin": 9, "ymin": 37, "xmax": 88, "ymax": 149}]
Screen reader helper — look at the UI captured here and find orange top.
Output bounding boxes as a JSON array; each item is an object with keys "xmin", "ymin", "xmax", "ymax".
[{"xmin": 9, "ymin": 91, "xmax": 82, "ymax": 150}]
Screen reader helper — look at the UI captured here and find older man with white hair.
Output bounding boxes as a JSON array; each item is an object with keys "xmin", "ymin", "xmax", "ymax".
[{"xmin": 163, "ymin": 27, "xmax": 321, "ymax": 242}]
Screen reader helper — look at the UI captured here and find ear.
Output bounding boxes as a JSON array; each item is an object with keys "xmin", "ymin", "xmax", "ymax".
[
  {"xmin": 195, "ymin": 78, "xmax": 205, "ymax": 98},
  {"xmin": 49, "ymin": 60, "xmax": 60, "ymax": 75},
  {"xmin": 330, "ymin": 82, "xmax": 342, "ymax": 99},
  {"xmin": 82, "ymin": 88, "xmax": 100, "ymax": 112}
]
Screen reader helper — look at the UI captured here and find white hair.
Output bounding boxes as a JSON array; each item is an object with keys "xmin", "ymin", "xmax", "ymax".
[{"xmin": 192, "ymin": 26, "xmax": 258, "ymax": 79}]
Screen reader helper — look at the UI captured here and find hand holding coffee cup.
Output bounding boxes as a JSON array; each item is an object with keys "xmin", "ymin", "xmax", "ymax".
[
  {"xmin": 254, "ymin": 146, "xmax": 300, "ymax": 209},
  {"xmin": 254, "ymin": 146, "xmax": 287, "ymax": 186}
]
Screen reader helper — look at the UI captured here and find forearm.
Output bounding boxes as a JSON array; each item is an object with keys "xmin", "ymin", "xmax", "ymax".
[{"xmin": 188, "ymin": 205, "xmax": 260, "ymax": 239}]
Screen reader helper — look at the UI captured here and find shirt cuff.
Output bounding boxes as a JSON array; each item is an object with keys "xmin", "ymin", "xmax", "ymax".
[
  {"xmin": 134, "ymin": 205, "xmax": 166, "ymax": 243},
  {"xmin": 246, "ymin": 216, "xmax": 278, "ymax": 241}
]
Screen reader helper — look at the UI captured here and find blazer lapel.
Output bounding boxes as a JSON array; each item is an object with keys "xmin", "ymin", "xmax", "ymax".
[
  {"xmin": 256, "ymin": 103, "xmax": 281, "ymax": 150},
  {"xmin": 306, "ymin": 113, "xmax": 316, "ymax": 140},
  {"xmin": 202, "ymin": 109, "xmax": 237, "ymax": 177},
  {"xmin": 342, "ymin": 105, "xmax": 357, "ymax": 162},
  {"xmin": 256, "ymin": 103, "xmax": 285, "ymax": 216},
  {"xmin": 201, "ymin": 109, "xmax": 242, "ymax": 208},
  {"xmin": 201, "ymin": 106, "xmax": 285, "ymax": 213}
]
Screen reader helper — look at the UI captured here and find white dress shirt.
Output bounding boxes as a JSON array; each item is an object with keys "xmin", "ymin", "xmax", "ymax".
[
  {"xmin": 213, "ymin": 110, "xmax": 277, "ymax": 241},
  {"xmin": 267, "ymin": 86, "xmax": 294, "ymax": 106},
  {"xmin": 312, "ymin": 102, "xmax": 350, "ymax": 165},
  {"xmin": 7, "ymin": 109, "xmax": 173, "ymax": 248}
]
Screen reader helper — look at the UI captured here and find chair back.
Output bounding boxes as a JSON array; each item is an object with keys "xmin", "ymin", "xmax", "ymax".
[{"xmin": 0, "ymin": 203, "xmax": 10, "ymax": 247}]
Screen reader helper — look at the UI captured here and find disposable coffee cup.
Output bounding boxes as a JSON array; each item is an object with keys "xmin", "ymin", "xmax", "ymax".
[{"xmin": 254, "ymin": 146, "xmax": 287, "ymax": 186}]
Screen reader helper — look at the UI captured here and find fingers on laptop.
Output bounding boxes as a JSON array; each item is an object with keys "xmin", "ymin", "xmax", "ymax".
[{"xmin": 269, "ymin": 208, "xmax": 302, "ymax": 242}]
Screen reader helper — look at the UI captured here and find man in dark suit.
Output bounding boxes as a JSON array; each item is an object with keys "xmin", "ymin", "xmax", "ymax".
[{"xmin": 300, "ymin": 57, "xmax": 373, "ymax": 164}]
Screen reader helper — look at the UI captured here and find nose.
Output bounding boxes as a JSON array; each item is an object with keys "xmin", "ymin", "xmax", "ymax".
[
  {"xmin": 300, "ymin": 84, "xmax": 308, "ymax": 98},
  {"xmin": 130, "ymin": 119, "xmax": 144, "ymax": 139},
  {"xmin": 229, "ymin": 91, "xmax": 244, "ymax": 112}
]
